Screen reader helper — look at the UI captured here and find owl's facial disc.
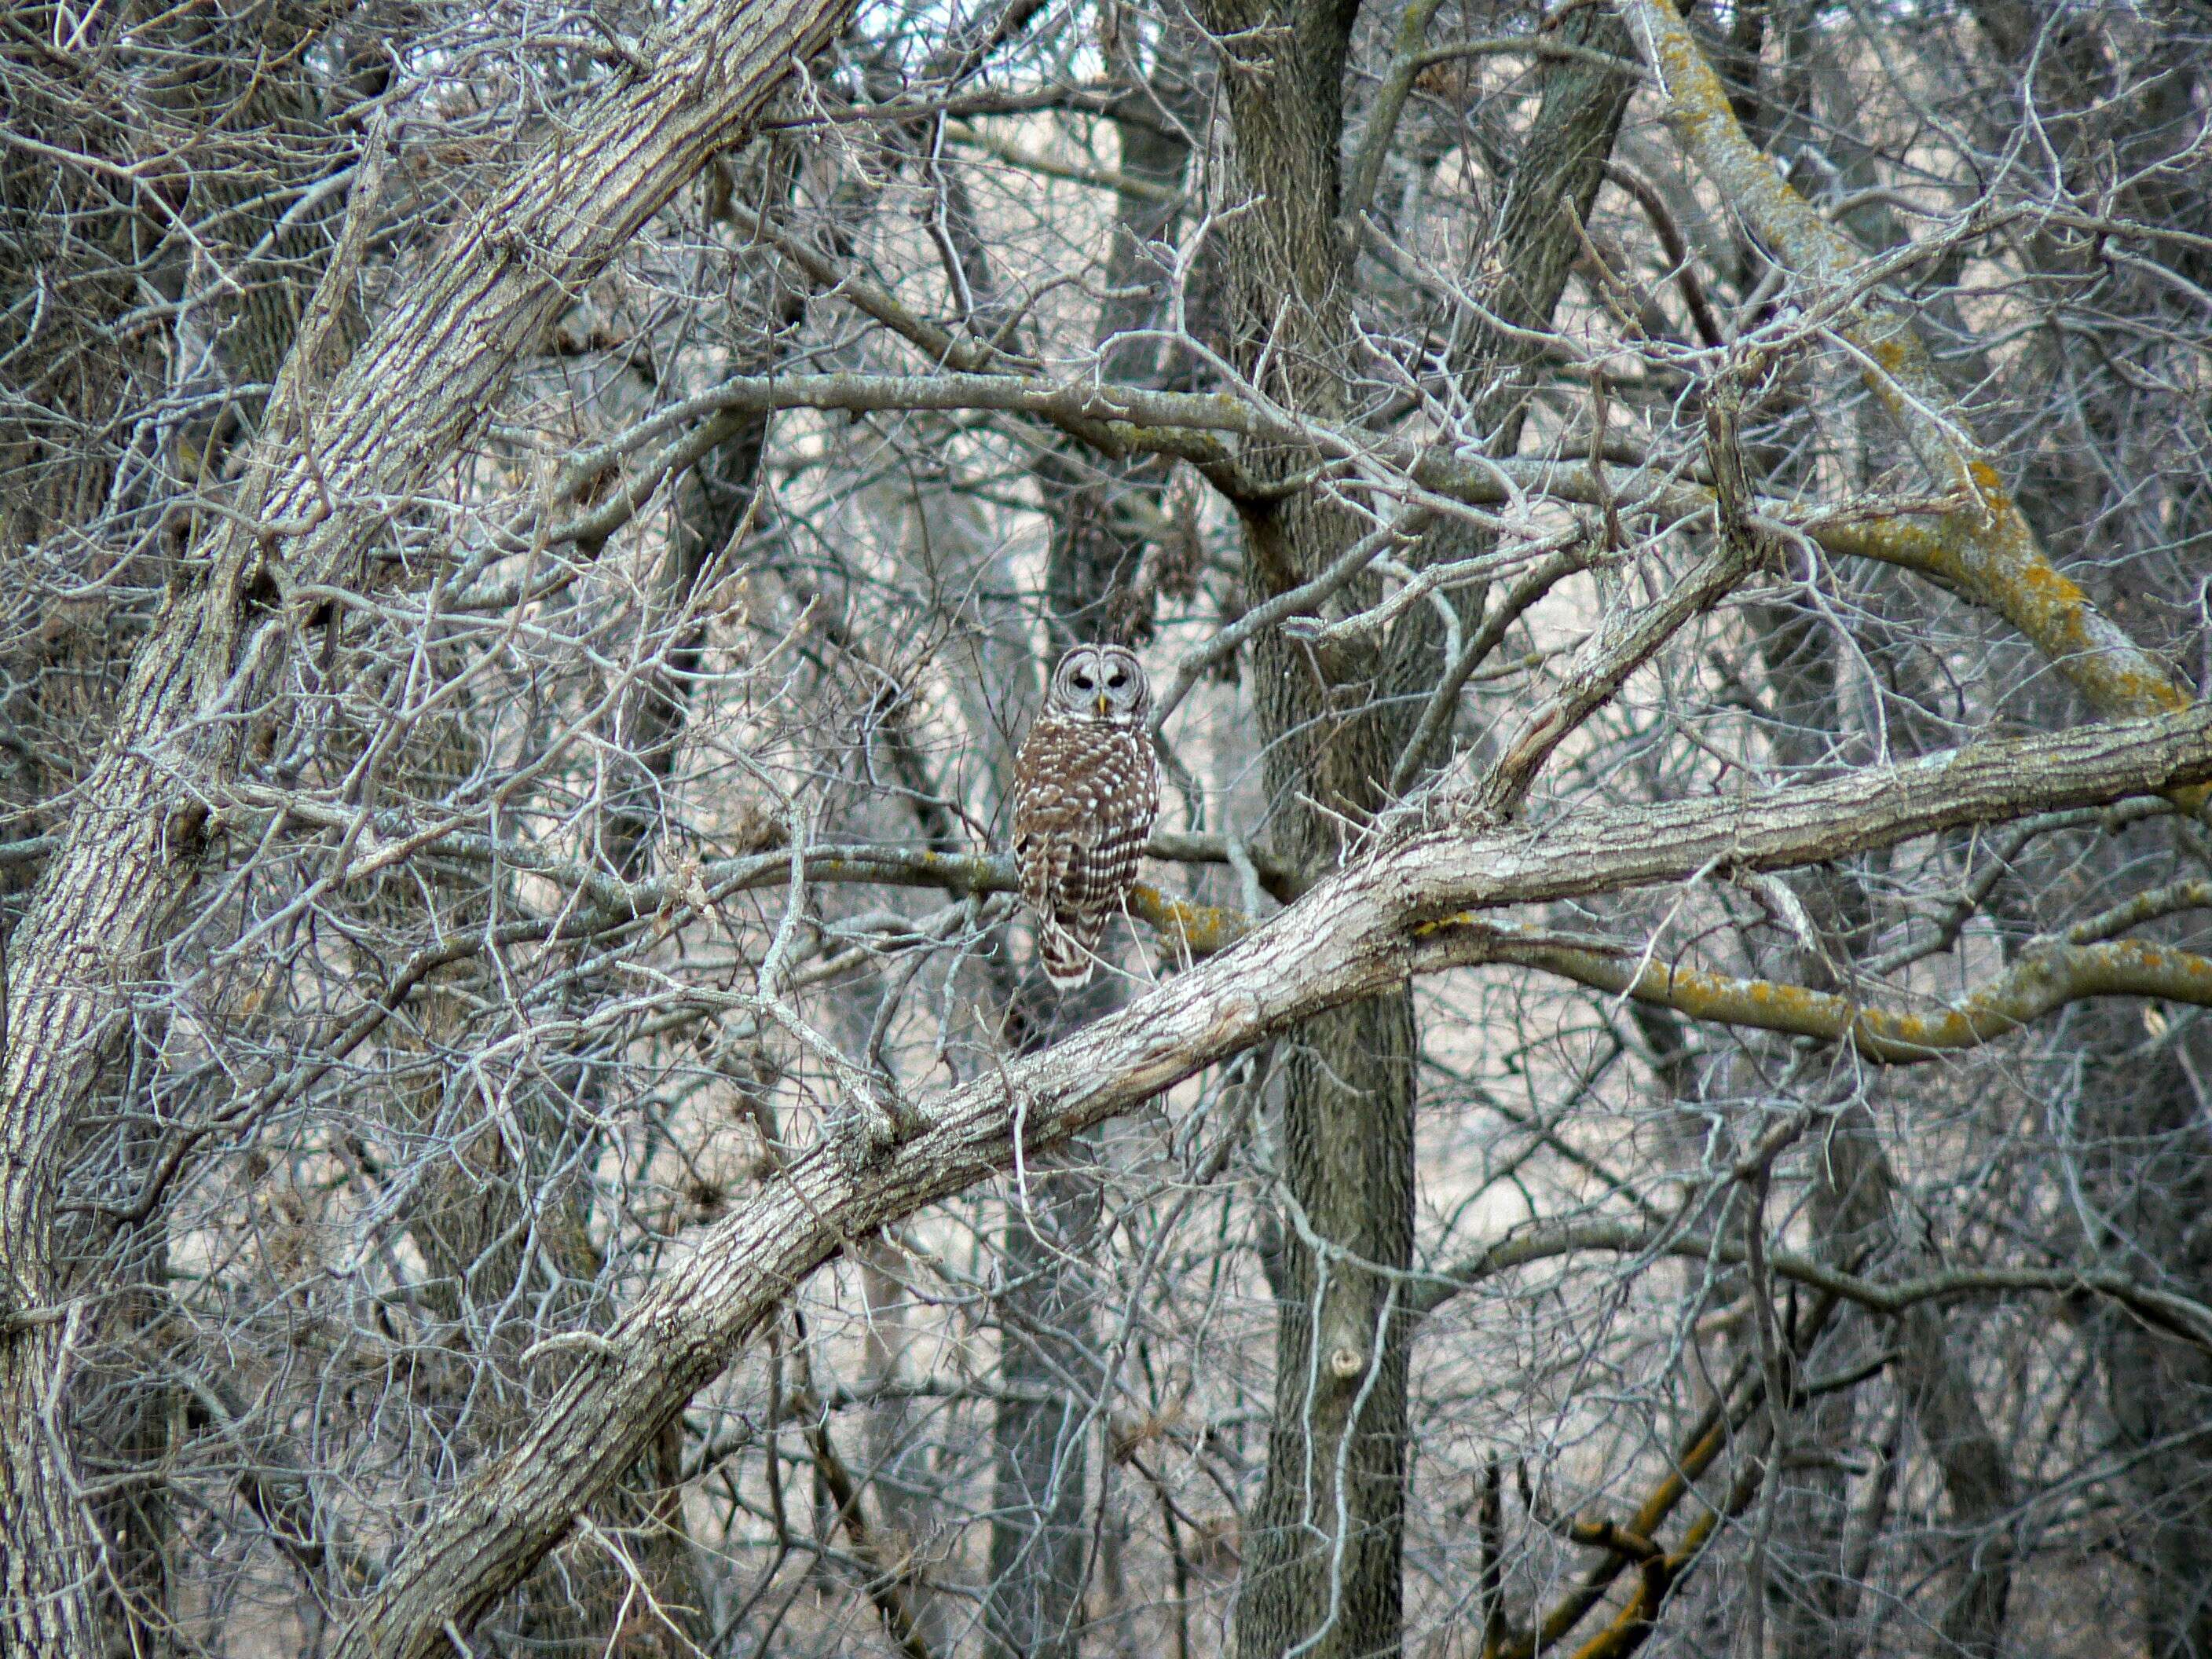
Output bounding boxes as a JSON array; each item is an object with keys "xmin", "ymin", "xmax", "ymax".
[{"xmin": 1053, "ymin": 643, "xmax": 1144, "ymax": 722}]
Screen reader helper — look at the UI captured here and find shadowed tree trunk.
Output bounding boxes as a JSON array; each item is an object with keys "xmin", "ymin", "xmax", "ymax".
[
  {"xmin": 1738, "ymin": 584, "xmax": 2018, "ymax": 1659},
  {"xmin": 1194, "ymin": 3, "xmax": 1638, "ymax": 1651},
  {"xmin": 1, "ymin": 10, "xmax": 381, "ymax": 1654},
  {"xmin": 1936, "ymin": 9, "xmax": 2212, "ymax": 1649},
  {"xmin": 1188, "ymin": 5, "xmax": 1415, "ymax": 1652}
]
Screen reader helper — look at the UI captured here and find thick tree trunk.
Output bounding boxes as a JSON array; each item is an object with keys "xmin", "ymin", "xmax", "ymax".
[
  {"xmin": 1194, "ymin": 4, "xmax": 1637, "ymax": 1650},
  {"xmin": 0, "ymin": 0, "xmax": 850, "ymax": 1648},
  {"xmin": 1182, "ymin": 5, "xmax": 1418, "ymax": 1654},
  {"xmin": 1233, "ymin": 996, "xmax": 1416, "ymax": 1659}
]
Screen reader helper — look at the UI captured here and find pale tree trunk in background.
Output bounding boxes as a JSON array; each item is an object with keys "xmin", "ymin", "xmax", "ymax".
[
  {"xmin": 1037, "ymin": 29, "xmax": 1208, "ymax": 648},
  {"xmin": 986, "ymin": 1121, "xmax": 1107, "ymax": 1659},
  {"xmin": 986, "ymin": 35, "xmax": 1207, "ymax": 1659}
]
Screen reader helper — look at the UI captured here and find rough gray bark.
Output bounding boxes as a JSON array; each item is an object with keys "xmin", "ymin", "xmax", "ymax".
[
  {"xmin": 1191, "ymin": 2, "xmax": 1639, "ymax": 1649},
  {"xmin": 1185, "ymin": 5, "xmax": 1416, "ymax": 1651},
  {"xmin": 0, "ymin": 0, "xmax": 851, "ymax": 1648},
  {"xmin": 0, "ymin": 12, "xmax": 379, "ymax": 1653}
]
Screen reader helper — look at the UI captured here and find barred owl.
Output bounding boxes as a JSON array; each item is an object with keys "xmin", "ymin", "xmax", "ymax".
[{"xmin": 1011, "ymin": 644, "xmax": 1160, "ymax": 990}]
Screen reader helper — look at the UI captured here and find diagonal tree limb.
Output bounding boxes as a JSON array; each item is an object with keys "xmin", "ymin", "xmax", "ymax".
[{"xmin": 333, "ymin": 701, "xmax": 2212, "ymax": 1659}]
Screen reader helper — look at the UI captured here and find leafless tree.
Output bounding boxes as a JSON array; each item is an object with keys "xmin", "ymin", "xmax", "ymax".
[{"xmin": 4, "ymin": 0, "xmax": 2212, "ymax": 1655}]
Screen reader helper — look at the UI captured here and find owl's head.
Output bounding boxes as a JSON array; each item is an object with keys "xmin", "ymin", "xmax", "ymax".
[{"xmin": 1049, "ymin": 643, "xmax": 1149, "ymax": 724}]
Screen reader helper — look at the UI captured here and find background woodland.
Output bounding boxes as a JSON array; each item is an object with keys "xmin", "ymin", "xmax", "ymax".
[{"xmin": 5, "ymin": 0, "xmax": 2212, "ymax": 1655}]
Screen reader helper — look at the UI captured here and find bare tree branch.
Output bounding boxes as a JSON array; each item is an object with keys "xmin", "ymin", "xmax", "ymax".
[{"xmin": 335, "ymin": 702, "xmax": 2212, "ymax": 1657}]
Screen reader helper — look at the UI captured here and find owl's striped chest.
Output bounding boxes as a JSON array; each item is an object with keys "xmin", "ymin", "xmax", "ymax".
[{"xmin": 1012, "ymin": 715, "xmax": 1158, "ymax": 844}]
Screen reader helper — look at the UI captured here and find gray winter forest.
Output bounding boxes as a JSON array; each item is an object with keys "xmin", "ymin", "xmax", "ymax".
[{"xmin": 5, "ymin": 0, "xmax": 2212, "ymax": 1654}]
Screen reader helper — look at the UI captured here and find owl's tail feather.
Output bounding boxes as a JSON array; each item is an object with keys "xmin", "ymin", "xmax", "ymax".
[{"xmin": 1039, "ymin": 917, "xmax": 1099, "ymax": 991}]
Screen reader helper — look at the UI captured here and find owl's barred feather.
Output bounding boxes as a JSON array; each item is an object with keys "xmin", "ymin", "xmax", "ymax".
[
  {"xmin": 1037, "ymin": 915, "xmax": 1104, "ymax": 991},
  {"xmin": 1010, "ymin": 645, "xmax": 1160, "ymax": 993}
]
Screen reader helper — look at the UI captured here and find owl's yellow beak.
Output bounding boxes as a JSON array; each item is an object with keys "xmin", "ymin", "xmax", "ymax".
[{"xmin": 1094, "ymin": 693, "xmax": 1111, "ymax": 716}]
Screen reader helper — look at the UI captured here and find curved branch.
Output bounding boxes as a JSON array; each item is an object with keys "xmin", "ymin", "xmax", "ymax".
[
  {"xmin": 1486, "ymin": 928, "xmax": 2212, "ymax": 1064},
  {"xmin": 1413, "ymin": 1216, "xmax": 2212, "ymax": 1352},
  {"xmin": 334, "ymin": 702, "xmax": 2212, "ymax": 1657}
]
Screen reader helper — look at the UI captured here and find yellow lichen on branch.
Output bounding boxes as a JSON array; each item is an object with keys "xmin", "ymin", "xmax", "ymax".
[
  {"xmin": 1624, "ymin": 0, "xmax": 2198, "ymax": 732},
  {"xmin": 1128, "ymin": 882, "xmax": 1252, "ymax": 957},
  {"xmin": 1493, "ymin": 932, "xmax": 2212, "ymax": 1063}
]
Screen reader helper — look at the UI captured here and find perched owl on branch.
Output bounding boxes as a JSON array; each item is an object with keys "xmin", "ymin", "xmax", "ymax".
[{"xmin": 1010, "ymin": 643, "xmax": 1160, "ymax": 991}]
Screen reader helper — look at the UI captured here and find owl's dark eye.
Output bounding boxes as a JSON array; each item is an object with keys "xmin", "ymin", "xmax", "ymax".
[
  {"xmin": 1107, "ymin": 670, "xmax": 1127, "ymax": 688},
  {"xmin": 1073, "ymin": 674, "xmax": 1094, "ymax": 690}
]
